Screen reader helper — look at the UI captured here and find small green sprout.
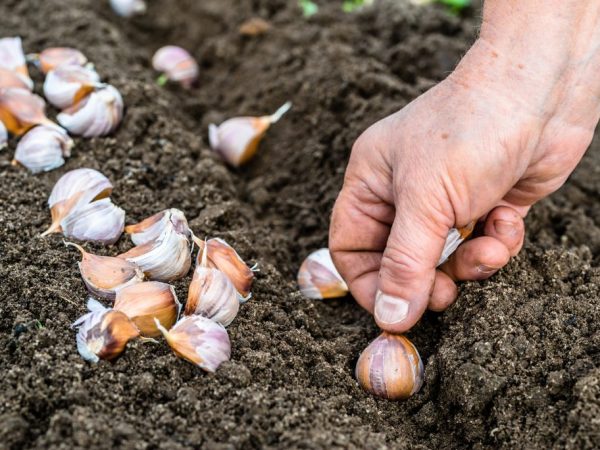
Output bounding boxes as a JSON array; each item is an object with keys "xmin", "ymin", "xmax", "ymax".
[
  {"xmin": 342, "ymin": 0, "xmax": 373, "ymax": 13},
  {"xmin": 437, "ymin": 0, "xmax": 471, "ymax": 13},
  {"xmin": 156, "ymin": 73, "xmax": 169, "ymax": 87},
  {"xmin": 298, "ymin": 0, "xmax": 319, "ymax": 17}
]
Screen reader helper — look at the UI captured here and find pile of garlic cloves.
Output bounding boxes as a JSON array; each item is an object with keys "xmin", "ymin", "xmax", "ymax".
[{"xmin": 0, "ymin": 36, "xmax": 124, "ymax": 174}]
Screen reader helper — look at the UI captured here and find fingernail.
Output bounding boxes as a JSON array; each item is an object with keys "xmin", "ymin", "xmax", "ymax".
[
  {"xmin": 374, "ymin": 290, "xmax": 410, "ymax": 325},
  {"xmin": 494, "ymin": 220, "xmax": 517, "ymax": 237},
  {"xmin": 477, "ymin": 265, "xmax": 497, "ymax": 274}
]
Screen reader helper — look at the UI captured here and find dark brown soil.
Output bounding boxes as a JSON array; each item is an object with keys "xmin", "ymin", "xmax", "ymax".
[{"xmin": 0, "ymin": 0, "xmax": 598, "ymax": 448}]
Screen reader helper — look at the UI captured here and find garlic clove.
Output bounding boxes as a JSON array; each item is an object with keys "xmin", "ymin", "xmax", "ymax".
[
  {"xmin": 155, "ymin": 315, "xmax": 231, "ymax": 372},
  {"xmin": 43, "ymin": 168, "xmax": 113, "ymax": 236},
  {"xmin": 44, "ymin": 65, "xmax": 102, "ymax": 109},
  {"xmin": 12, "ymin": 124, "xmax": 73, "ymax": 173},
  {"xmin": 110, "ymin": 0, "xmax": 147, "ymax": 17},
  {"xmin": 437, "ymin": 222, "xmax": 476, "ymax": 266},
  {"xmin": 125, "ymin": 208, "xmax": 190, "ymax": 246},
  {"xmin": 72, "ymin": 307, "xmax": 140, "ymax": 362},
  {"xmin": 355, "ymin": 332, "xmax": 424, "ymax": 400},
  {"xmin": 35, "ymin": 47, "xmax": 88, "ymax": 74},
  {"xmin": 119, "ymin": 225, "xmax": 192, "ymax": 281},
  {"xmin": 0, "ymin": 87, "xmax": 55, "ymax": 136},
  {"xmin": 297, "ymin": 248, "xmax": 348, "ymax": 300},
  {"xmin": 113, "ymin": 281, "xmax": 180, "ymax": 337},
  {"xmin": 238, "ymin": 17, "xmax": 272, "ymax": 37},
  {"xmin": 0, "ymin": 37, "xmax": 33, "ymax": 90},
  {"xmin": 208, "ymin": 101, "xmax": 291, "ymax": 167},
  {"xmin": 57, "ymin": 85, "xmax": 124, "ymax": 137},
  {"xmin": 0, "ymin": 67, "xmax": 31, "ymax": 90},
  {"xmin": 66, "ymin": 242, "xmax": 144, "ymax": 300},
  {"xmin": 0, "ymin": 120, "xmax": 7, "ymax": 149},
  {"xmin": 152, "ymin": 46, "xmax": 198, "ymax": 89},
  {"xmin": 60, "ymin": 197, "xmax": 125, "ymax": 244},
  {"xmin": 194, "ymin": 236, "xmax": 254, "ymax": 300}
]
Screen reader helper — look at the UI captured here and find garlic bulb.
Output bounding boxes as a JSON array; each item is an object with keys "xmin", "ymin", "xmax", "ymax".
[
  {"xmin": 66, "ymin": 242, "xmax": 144, "ymax": 300},
  {"xmin": 155, "ymin": 315, "xmax": 231, "ymax": 372},
  {"xmin": 118, "ymin": 225, "xmax": 192, "ymax": 281},
  {"xmin": 0, "ymin": 120, "xmax": 6, "ymax": 149},
  {"xmin": 297, "ymin": 248, "xmax": 348, "ymax": 300},
  {"xmin": 208, "ymin": 101, "xmax": 292, "ymax": 167},
  {"xmin": 110, "ymin": 0, "xmax": 147, "ymax": 17},
  {"xmin": 152, "ymin": 46, "xmax": 198, "ymax": 89},
  {"xmin": 61, "ymin": 197, "xmax": 125, "ymax": 244},
  {"xmin": 194, "ymin": 236, "xmax": 254, "ymax": 300},
  {"xmin": 437, "ymin": 223, "xmax": 475, "ymax": 266},
  {"xmin": 72, "ymin": 306, "xmax": 139, "ymax": 362},
  {"xmin": 0, "ymin": 87, "xmax": 54, "ymax": 136},
  {"xmin": 57, "ymin": 85, "xmax": 123, "ymax": 137},
  {"xmin": 0, "ymin": 67, "xmax": 31, "ymax": 90},
  {"xmin": 113, "ymin": 281, "xmax": 180, "ymax": 337},
  {"xmin": 12, "ymin": 125, "xmax": 73, "ymax": 173},
  {"xmin": 125, "ymin": 208, "xmax": 190, "ymax": 246},
  {"xmin": 36, "ymin": 47, "xmax": 88, "ymax": 74},
  {"xmin": 44, "ymin": 65, "xmax": 102, "ymax": 109},
  {"xmin": 355, "ymin": 333, "xmax": 424, "ymax": 400},
  {"xmin": 0, "ymin": 37, "xmax": 32, "ymax": 90},
  {"xmin": 43, "ymin": 168, "xmax": 113, "ymax": 236}
]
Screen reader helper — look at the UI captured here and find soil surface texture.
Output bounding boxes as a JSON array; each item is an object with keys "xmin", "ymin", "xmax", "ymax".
[{"xmin": 0, "ymin": 0, "xmax": 599, "ymax": 449}]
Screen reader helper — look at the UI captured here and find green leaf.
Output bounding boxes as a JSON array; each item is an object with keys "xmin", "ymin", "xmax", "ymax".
[{"xmin": 298, "ymin": 0, "xmax": 319, "ymax": 17}]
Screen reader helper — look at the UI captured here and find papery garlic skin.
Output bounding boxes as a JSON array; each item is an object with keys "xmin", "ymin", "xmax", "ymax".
[
  {"xmin": 44, "ymin": 65, "xmax": 101, "ymax": 109},
  {"xmin": 152, "ymin": 46, "xmax": 198, "ymax": 88},
  {"xmin": 208, "ymin": 101, "xmax": 291, "ymax": 167},
  {"xmin": 0, "ymin": 68, "xmax": 31, "ymax": 90},
  {"xmin": 437, "ymin": 223, "xmax": 475, "ymax": 266},
  {"xmin": 114, "ymin": 281, "xmax": 180, "ymax": 337},
  {"xmin": 37, "ymin": 47, "xmax": 88, "ymax": 74},
  {"xmin": 119, "ymin": 225, "xmax": 192, "ymax": 281},
  {"xmin": 0, "ymin": 37, "xmax": 32, "ymax": 90},
  {"xmin": 110, "ymin": 0, "xmax": 147, "ymax": 17},
  {"xmin": 73, "ymin": 307, "xmax": 139, "ymax": 362},
  {"xmin": 13, "ymin": 125, "xmax": 73, "ymax": 173},
  {"xmin": 57, "ymin": 85, "xmax": 123, "ymax": 137},
  {"xmin": 355, "ymin": 333, "xmax": 424, "ymax": 400},
  {"xmin": 0, "ymin": 87, "xmax": 54, "ymax": 136},
  {"xmin": 67, "ymin": 242, "xmax": 144, "ymax": 300},
  {"xmin": 155, "ymin": 315, "xmax": 231, "ymax": 372},
  {"xmin": 61, "ymin": 197, "xmax": 125, "ymax": 244},
  {"xmin": 0, "ymin": 120, "xmax": 6, "ymax": 149},
  {"xmin": 297, "ymin": 248, "xmax": 348, "ymax": 300},
  {"xmin": 125, "ymin": 208, "xmax": 190, "ymax": 246}
]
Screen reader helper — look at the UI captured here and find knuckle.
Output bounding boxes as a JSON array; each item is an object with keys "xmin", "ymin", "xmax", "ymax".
[{"xmin": 379, "ymin": 246, "xmax": 425, "ymax": 283}]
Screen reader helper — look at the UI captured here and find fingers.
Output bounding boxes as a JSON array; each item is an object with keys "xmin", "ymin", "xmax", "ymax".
[
  {"xmin": 483, "ymin": 205, "xmax": 525, "ymax": 256},
  {"xmin": 441, "ymin": 236, "xmax": 511, "ymax": 281},
  {"xmin": 429, "ymin": 271, "xmax": 457, "ymax": 312}
]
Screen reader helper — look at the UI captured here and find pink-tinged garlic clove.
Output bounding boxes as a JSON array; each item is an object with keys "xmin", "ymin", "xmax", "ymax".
[
  {"xmin": 125, "ymin": 208, "xmax": 190, "ymax": 246},
  {"xmin": 60, "ymin": 197, "xmax": 125, "ymax": 244},
  {"xmin": 110, "ymin": 0, "xmax": 147, "ymax": 17},
  {"xmin": 0, "ymin": 67, "xmax": 31, "ymax": 90},
  {"xmin": 208, "ymin": 101, "xmax": 291, "ymax": 167},
  {"xmin": 57, "ymin": 85, "xmax": 123, "ymax": 137},
  {"xmin": 0, "ymin": 87, "xmax": 55, "ymax": 136},
  {"xmin": 155, "ymin": 315, "xmax": 231, "ymax": 372},
  {"xmin": 0, "ymin": 120, "xmax": 6, "ymax": 149},
  {"xmin": 0, "ymin": 37, "xmax": 32, "ymax": 90},
  {"xmin": 437, "ymin": 223, "xmax": 476, "ymax": 266},
  {"xmin": 12, "ymin": 125, "xmax": 73, "ymax": 173},
  {"xmin": 152, "ymin": 46, "xmax": 199, "ymax": 89},
  {"xmin": 35, "ymin": 47, "xmax": 88, "ymax": 74},
  {"xmin": 355, "ymin": 333, "xmax": 424, "ymax": 400},
  {"xmin": 44, "ymin": 65, "xmax": 102, "ymax": 109},
  {"xmin": 297, "ymin": 248, "xmax": 348, "ymax": 300}
]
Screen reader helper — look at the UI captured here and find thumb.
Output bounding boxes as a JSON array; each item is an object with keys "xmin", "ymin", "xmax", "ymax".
[{"xmin": 375, "ymin": 202, "xmax": 452, "ymax": 333}]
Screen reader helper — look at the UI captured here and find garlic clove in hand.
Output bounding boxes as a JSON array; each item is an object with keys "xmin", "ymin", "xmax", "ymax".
[
  {"xmin": 437, "ymin": 223, "xmax": 476, "ymax": 266},
  {"xmin": 44, "ymin": 65, "xmax": 102, "ymax": 109},
  {"xmin": 0, "ymin": 121, "xmax": 7, "ymax": 149},
  {"xmin": 110, "ymin": 0, "xmax": 147, "ymax": 17},
  {"xmin": 0, "ymin": 37, "xmax": 33, "ymax": 90},
  {"xmin": 297, "ymin": 248, "xmax": 348, "ymax": 300},
  {"xmin": 66, "ymin": 242, "xmax": 144, "ymax": 300},
  {"xmin": 0, "ymin": 87, "xmax": 55, "ymax": 136},
  {"xmin": 113, "ymin": 281, "xmax": 180, "ymax": 337},
  {"xmin": 60, "ymin": 197, "xmax": 125, "ymax": 244},
  {"xmin": 72, "ymin": 307, "xmax": 140, "ymax": 362},
  {"xmin": 35, "ymin": 47, "xmax": 88, "ymax": 74},
  {"xmin": 57, "ymin": 85, "xmax": 124, "ymax": 137},
  {"xmin": 0, "ymin": 68, "xmax": 31, "ymax": 90},
  {"xmin": 155, "ymin": 315, "xmax": 231, "ymax": 372},
  {"xmin": 12, "ymin": 125, "xmax": 73, "ymax": 173},
  {"xmin": 208, "ymin": 101, "xmax": 292, "ymax": 167},
  {"xmin": 355, "ymin": 332, "xmax": 424, "ymax": 400},
  {"xmin": 152, "ymin": 46, "xmax": 198, "ymax": 89},
  {"xmin": 125, "ymin": 208, "xmax": 190, "ymax": 246}
]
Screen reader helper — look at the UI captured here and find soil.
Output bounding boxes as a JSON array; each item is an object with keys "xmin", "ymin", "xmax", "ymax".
[{"xmin": 0, "ymin": 0, "xmax": 598, "ymax": 449}]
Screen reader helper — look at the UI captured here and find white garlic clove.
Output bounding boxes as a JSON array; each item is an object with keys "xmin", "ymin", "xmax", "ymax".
[
  {"xmin": 61, "ymin": 197, "xmax": 125, "ymax": 244},
  {"xmin": 355, "ymin": 333, "xmax": 424, "ymax": 400},
  {"xmin": 155, "ymin": 315, "xmax": 231, "ymax": 372},
  {"xmin": 57, "ymin": 85, "xmax": 124, "ymax": 137},
  {"xmin": 110, "ymin": 0, "xmax": 147, "ymax": 17},
  {"xmin": 125, "ymin": 208, "xmax": 190, "ymax": 246},
  {"xmin": 43, "ymin": 168, "xmax": 113, "ymax": 236},
  {"xmin": 0, "ymin": 120, "xmax": 6, "ymax": 149},
  {"xmin": 12, "ymin": 125, "xmax": 73, "ymax": 173},
  {"xmin": 114, "ymin": 281, "xmax": 181, "ymax": 337},
  {"xmin": 0, "ymin": 67, "xmax": 31, "ymax": 90},
  {"xmin": 44, "ymin": 65, "xmax": 102, "ymax": 109},
  {"xmin": 118, "ymin": 225, "xmax": 192, "ymax": 281},
  {"xmin": 208, "ymin": 101, "xmax": 291, "ymax": 167},
  {"xmin": 35, "ymin": 47, "xmax": 88, "ymax": 74},
  {"xmin": 66, "ymin": 242, "xmax": 144, "ymax": 300},
  {"xmin": 297, "ymin": 248, "xmax": 348, "ymax": 300},
  {"xmin": 152, "ymin": 46, "xmax": 199, "ymax": 88},
  {"xmin": 437, "ymin": 223, "xmax": 476, "ymax": 266},
  {"xmin": 0, "ymin": 37, "xmax": 33, "ymax": 90},
  {"xmin": 72, "ymin": 306, "xmax": 140, "ymax": 362},
  {"xmin": 0, "ymin": 87, "xmax": 55, "ymax": 136}
]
